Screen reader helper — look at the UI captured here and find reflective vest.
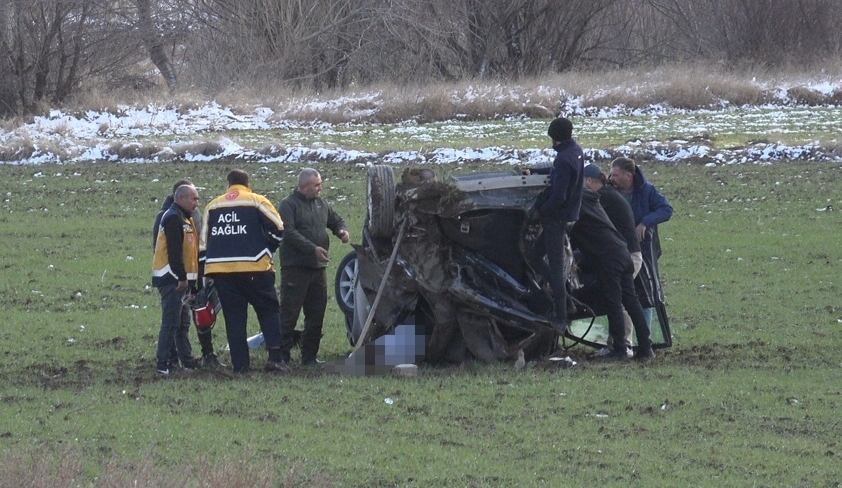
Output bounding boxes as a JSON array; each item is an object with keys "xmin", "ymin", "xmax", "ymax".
[
  {"xmin": 200, "ymin": 184, "xmax": 284, "ymax": 274},
  {"xmin": 152, "ymin": 206, "xmax": 199, "ymax": 286}
]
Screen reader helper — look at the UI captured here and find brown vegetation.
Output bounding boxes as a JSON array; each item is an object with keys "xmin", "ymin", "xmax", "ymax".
[
  {"xmin": 0, "ymin": 445, "xmax": 333, "ymax": 488},
  {"xmin": 1, "ymin": 0, "xmax": 841, "ymax": 118}
]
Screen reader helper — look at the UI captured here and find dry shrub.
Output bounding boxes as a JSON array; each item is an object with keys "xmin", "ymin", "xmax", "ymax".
[
  {"xmin": 108, "ymin": 142, "xmax": 163, "ymax": 159},
  {"xmin": 0, "ymin": 445, "xmax": 333, "ymax": 487},
  {"xmin": 214, "ymin": 85, "xmax": 265, "ymax": 116},
  {"xmin": 35, "ymin": 139, "xmax": 70, "ymax": 161},
  {"xmin": 258, "ymin": 144, "xmax": 287, "ymax": 157},
  {"xmin": 716, "ymin": 83, "xmax": 770, "ymax": 106},
  {"xmin": 786, "ymin": 86, "xmax": 829, "ymax": 105},
  {"xmin": 0, "ymin": 115, "xmax": 25, "ymax": 132},
  {"xmin": 174, "ymin": 141, "xmax": 224, "ymax": 158},
  {"xmin": 0, "ymin": 139, "xmax": 36, "ymax": 161},
  {"xmin": 414, "ymin": 90, "xmax": 453, "ymax": 123},
  {"xmin": 581, "ymin": 64, "xmax": 776, "ymax": 109},
  {"xmin": 68, "ymin": 87, "xmax": 126, "ymax": 116},
  {"xmin": 821, "ymin": 140, "xmax": 842, "ymax": 158}
]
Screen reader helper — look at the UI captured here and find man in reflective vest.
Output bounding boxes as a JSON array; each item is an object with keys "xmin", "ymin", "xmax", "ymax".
[
  {"xmin": 200, "ymin": 169, "xmax": 288, "ymax": 374},
  {"xmin": 152, "ymin": 184, "xmax": 201, "ymax": 375}
]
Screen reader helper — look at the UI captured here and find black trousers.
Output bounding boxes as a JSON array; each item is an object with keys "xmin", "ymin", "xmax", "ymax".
[
  {"xmin": 595, "ymin": 255, "xmax": 652, "ymax": 351},
  {"xmin": 528, "ymin": 221, "xmax": 569, "ymax": 321},
  {"xmin": 279, "ymin": 266, "xmax": 327, "ymax": 363},
  {"xmin": 213, "ymin": 271, "xmax": 283, "ymax": 372}
]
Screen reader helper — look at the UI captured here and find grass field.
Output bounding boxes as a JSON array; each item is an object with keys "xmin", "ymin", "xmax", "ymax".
[{"xmin": 1, "ymin": 159, "xmax": 841, "ymax": 487}]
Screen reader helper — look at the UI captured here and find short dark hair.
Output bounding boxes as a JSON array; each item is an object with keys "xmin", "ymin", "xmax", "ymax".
[
  {"xmin": 227, "ymin": 169, "xmax": 249, "ymax": 187},
  {"xmin": 611, "ymin": 157, "xmax": 636, "ymax": 175},
  {"xmin": 171, "ymin": 179, "xmax": 193, "ymax": 194}
]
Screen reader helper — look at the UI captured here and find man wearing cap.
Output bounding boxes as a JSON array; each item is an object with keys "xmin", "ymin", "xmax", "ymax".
[
  {"xmin": 525, "ymin": 117, "xmax": 584, "ymax": 334},
  {"xmin": 583, "ymin": 163, "xmax": 642, "ymax": 357},
  {"xmin": 568, "ymin": 186, "xmax": 655, "ymax": 360}
]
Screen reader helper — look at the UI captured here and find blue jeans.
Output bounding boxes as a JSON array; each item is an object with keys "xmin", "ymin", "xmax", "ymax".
[{"xmin": 156, "ymin": 283, "xmax": 193, "ymax": 369}]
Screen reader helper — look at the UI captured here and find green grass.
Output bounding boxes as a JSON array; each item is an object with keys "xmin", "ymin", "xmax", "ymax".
[{"xmin": 1, "ymin": 161, "xmax": 841, "ymax": 487}]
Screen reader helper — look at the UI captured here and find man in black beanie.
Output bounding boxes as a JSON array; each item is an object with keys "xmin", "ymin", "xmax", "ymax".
[{"xmin": 524, "ymin": 117, "xmax": 584, "ymax": 334}]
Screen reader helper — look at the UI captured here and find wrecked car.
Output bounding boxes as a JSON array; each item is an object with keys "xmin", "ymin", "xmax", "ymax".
[{"xmin": 333, "ymin": 165, "xmax": 672, "ymax": 366}]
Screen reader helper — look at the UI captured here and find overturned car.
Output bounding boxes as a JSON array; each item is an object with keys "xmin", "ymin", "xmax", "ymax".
[{"xmin": 333, "ymin": 165, "xmax": 671, "ymax": 368}]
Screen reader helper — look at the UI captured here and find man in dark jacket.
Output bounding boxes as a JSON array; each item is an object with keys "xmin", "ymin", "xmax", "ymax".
[
  {"xmin": 525, "ymin": 117, "xmax": 584, "ymax": 333},
  {"xmin": 152, "ymin": 184, "xmax": 201, "ymax": 375},
  {"xmin": 609, "ymin": 157, "xmax": 673, "ymax": 327},
  {"xmin": 153, "ymin": 179, "xmax": 223, "ymax": 369},
  {"xmin": 278, "ymin": 168, "xmax": 350, "ymax": 366},
  {"xmin": 569, "ymin": 188, "xmax": 654, "ymax": 360},
  {"xmin": 583, "ymin": 163, "xmax": 642, "ymax": 356}
]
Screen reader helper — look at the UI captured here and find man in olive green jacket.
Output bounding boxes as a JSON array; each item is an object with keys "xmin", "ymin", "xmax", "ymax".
[{"xmin": 278, "ymin": 168, "xmax": 350, "ymax": 366}]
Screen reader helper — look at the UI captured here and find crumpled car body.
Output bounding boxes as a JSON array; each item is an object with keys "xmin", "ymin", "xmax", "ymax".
[{"xmin": 335, "ymin": 166, "xmax": 671, "ymax": 366}]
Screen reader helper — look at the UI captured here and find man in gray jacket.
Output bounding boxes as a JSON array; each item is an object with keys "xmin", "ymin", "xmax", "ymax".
[{"xmin": 278, "ymin": 168, "xmax": 350, "ymax": 366}]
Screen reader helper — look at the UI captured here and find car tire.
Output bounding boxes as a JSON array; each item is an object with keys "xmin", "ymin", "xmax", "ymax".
[
  {"xmin": 334, "ymin": 250, "xmax": 358, "ymax": 316},
  {"xmin": 367, "ymin": 165, "xmax": 396, "ymax": 238}
]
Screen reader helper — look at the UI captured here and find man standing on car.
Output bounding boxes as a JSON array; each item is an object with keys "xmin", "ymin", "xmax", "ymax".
[
  {"xmin": 277, "ymin": 168, "xmax": 350, "ymax": 366},
  {"xmin": 152, "ymin": 184, "xmax": 201, "ymax": 375},
  {"xmin": 200, "ymin": 169, "xmax": 288, "ymax": 374},
  {"xmin": 153, "ymin": 179, "xmax": 224, "ymax": 369},
  {"xmin": 525, "ymin": 117, "xmax": 584, "ymax": 334},
  {"xmin": 608, "ymin": 157, "xmax": 673, "ymax": 328}
]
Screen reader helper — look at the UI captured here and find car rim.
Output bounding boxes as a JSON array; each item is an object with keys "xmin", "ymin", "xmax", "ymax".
[{"xmin": 339, "ymin": 257, "xmax": 357, "ymax": 309}]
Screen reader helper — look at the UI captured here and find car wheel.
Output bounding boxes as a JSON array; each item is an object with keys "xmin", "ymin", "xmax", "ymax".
[
  {"xmin": 367, "ymin": 165, "xmax": 395, "ymax": 238},
  {"xmin": 334, "ymin": 250, "xmax": 358, "ymax": 315}
]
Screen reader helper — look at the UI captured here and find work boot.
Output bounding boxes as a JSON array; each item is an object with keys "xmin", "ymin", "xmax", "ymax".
[
  {"xmin": 301, "ymin": 357, "xmax": 324, "ymax": 367},
  {"xmin": 595, "ymin": 347, "xmax": 632, "ymax": 361},
  {"xmin": 635, "ymin": 347, "xmax": 656, "ymax": 360},
  {"xmin": 264, "ymin": 360, "xmax": 291, "ymax": 373},
  {"xmin": 201, "ymin": 353, "xmax": 226, "ymax": 368}
]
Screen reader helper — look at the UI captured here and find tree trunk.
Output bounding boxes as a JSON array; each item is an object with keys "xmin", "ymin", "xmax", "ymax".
[
  {"xmin": 136, "ymin": 0, "xmax": 177, "ymax": 91},
  {"xmin": 0, "ymin": 0, "xmax": 17, "ymax": 116}
]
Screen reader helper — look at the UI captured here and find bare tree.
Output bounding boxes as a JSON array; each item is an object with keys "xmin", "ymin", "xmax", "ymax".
[
  {"xmin": 0, "ymin": 0, "xmax": 17, "ymax": 116},
  {"xmin": 134, "ymin": 0, "xmax": 178, "ymax": 90}
]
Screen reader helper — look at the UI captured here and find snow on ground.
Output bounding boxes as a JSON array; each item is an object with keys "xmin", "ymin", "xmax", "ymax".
[{"xmin": 2, "ymin": 83, "xmax": 842, "ymax": 166}]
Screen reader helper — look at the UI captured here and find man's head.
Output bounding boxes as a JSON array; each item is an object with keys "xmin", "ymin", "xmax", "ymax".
[
  {"xmin": 608, "ymin": 157, "xmax": 636, "ymax": 193},
  {"xmin": 547, "ymin": 117, "xmax": 573, "ymax": 143},
  {"xmin": 172, "ymin": 179, "xmax": 193, "ymax": 195},
  {"xmin": 174, "ymin": 184, "xmax": 200, "ymax": 214},
  {"xmin": 227, "ymin": 169, "xmax": 249, "ymax": 187},
  {"xmin": 583, "ymin": 163, "xmax": 605, "ymax": 191},
  {"xmin": 297, "ymin": 168, "xmax": 322, "ymax": 199}
]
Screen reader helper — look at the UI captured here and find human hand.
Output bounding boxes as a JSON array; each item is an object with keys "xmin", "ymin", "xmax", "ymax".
[
  {"xmin": 636, "ymin": 223, "xmax": 647, "ymax": 242},
  {"xmin": 338, "ymin": 230, "xmax": 350, "ymax": 244},
  {"xmin": 521, "ymin": 168, "xmax": 531, "ymax": 175},
  {"xmin": 315, "ymin": 246, "xmax": 330, "ymax": 262},
  {"xmin": 176, "ymin": 280, "xmax": 188, "ymax": 292}
]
